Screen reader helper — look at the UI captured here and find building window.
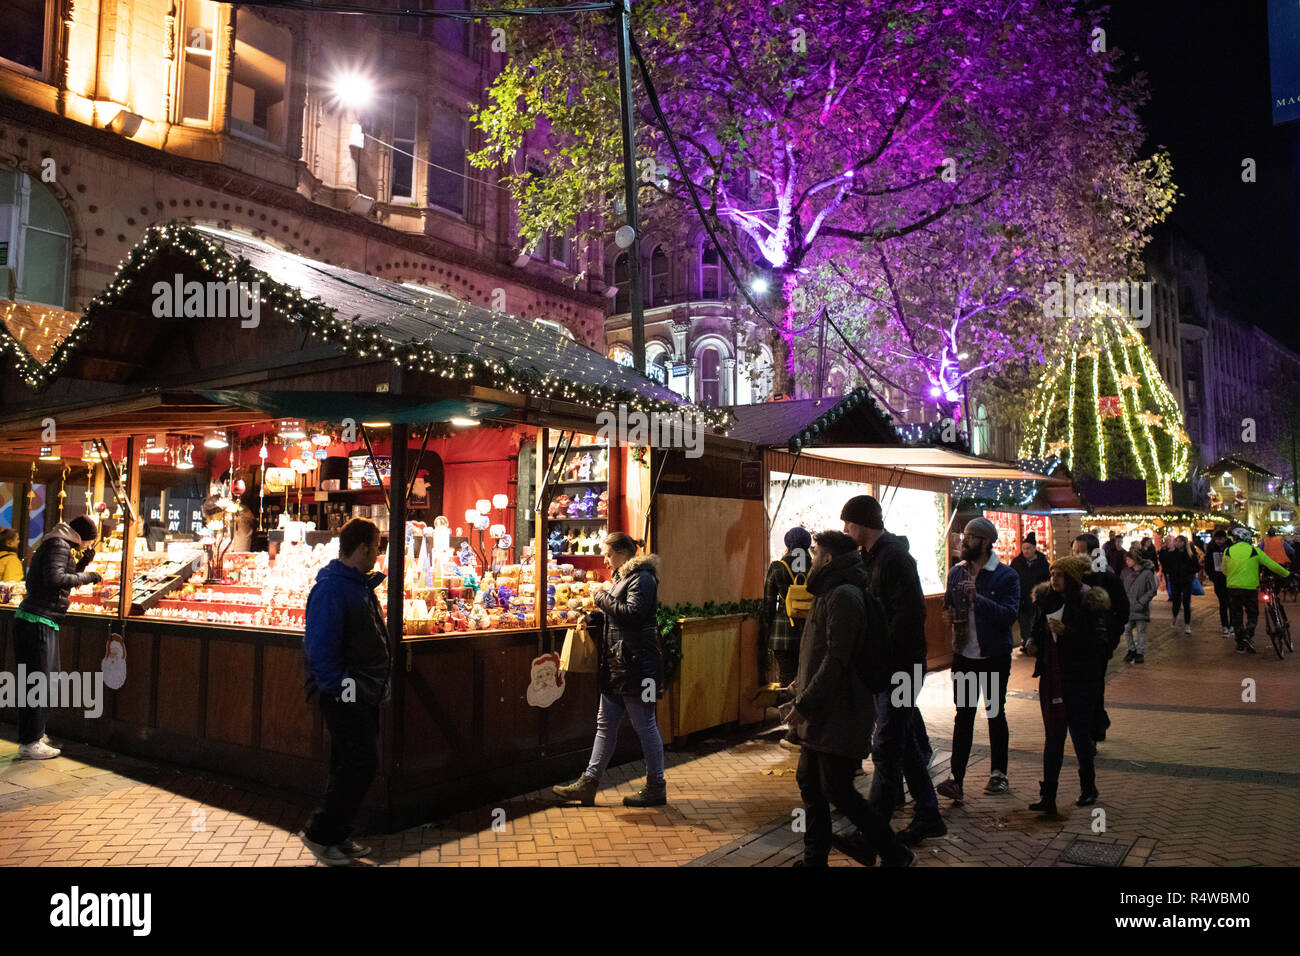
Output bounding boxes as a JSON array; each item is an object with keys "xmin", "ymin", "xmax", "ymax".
[
  {"xmin": 391, "ymin": 94, "xmax": 417, "ymax": 201},
  {"xmin": 179, "ymin": 0, "xmax": 218, "ymax": 124},
  {"xmin": 698, "ymin": 346, "xmax": 721, "ymax": 405},
  {"xmin": 700, "ymin": 241, "xmax": 720, "ymax": 299},
  {"xmin": 650, "ymin": 245, "xmax": 669, "ymax": 305},
  {"xmin": 231, "ymin": 11, "xmax": 291, "ymax": 148},
  {"xmin": 0, "ymin": 169, "xmax": 71, "ymax": 308},
  {"xmin": 427, "ymin": 105, "xmax": 466, "ymax": 215},
  {"xmin": 2, "ymin": 0, "xmax": 49, "ymax": 75},
  {"xmin": 612, "ymin": 252, "xmax": 630, "ymax": 314},
  {"xmin": 646, "ymin": 348, "xmax": 669, "ymax": 386}
]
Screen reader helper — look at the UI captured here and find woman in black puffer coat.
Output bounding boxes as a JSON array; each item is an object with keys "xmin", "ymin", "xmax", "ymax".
[
  {"xmin": 553, "ymin": 533, "xmax": 667, "ymax": 808},
  {"xmin": 1026, "ymin": 556, "xmax": 1111, "ymax": 815}
]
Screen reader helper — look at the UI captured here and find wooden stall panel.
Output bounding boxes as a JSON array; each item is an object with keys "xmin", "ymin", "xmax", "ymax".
[
  {"xmin": 737, "ymin": 616, "xmax": 765, "ymax": 726},
  {"xmin": 674, "ymin": 618, "xmax": 741, "ymax": 737},
  {"xmin": 542, "ymin": 665, "xmax": 600, "ymax": 752},
  {"xmin": 402, "ymin": 644, "xmax": 475, "ymax": 773},
  {"xmin": 261, "ymin": 644, "xmax": 315, "ymax": 758},
  {"xmin": 207, "ymin": 642, "xmax": 255, "ymax": 746},
  {"xmin": 113, "ymin": 627, "xmax": 155, "ymax": 728},
  {"xmin": 155, "ymin": 632, "xmax": 201, "ymax": 736},
  {"xmin": 482, "ymin": 643, "xmax": 545, "ymax": 765},
  {"xmin": 924, "ymin": 595, "xmax": 952, "ymax": 672},
  {"xmin": 654, "ymin": 495, "xmax": 767, "ymax": 607}
]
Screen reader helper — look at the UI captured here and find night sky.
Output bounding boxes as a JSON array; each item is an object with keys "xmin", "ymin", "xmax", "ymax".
[{"xmin": 1104, "ymin": 0, "xmax": 1300, "ymax": 350}]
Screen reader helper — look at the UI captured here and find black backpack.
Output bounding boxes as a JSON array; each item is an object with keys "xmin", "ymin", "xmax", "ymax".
[{"xmin": 852, "ymin": 584, "xmax": 894, "ymax": 692}]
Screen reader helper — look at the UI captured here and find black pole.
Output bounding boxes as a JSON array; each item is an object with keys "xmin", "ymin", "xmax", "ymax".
[
  {"xmin": 386, "ymin": 423, "xmax": 408, "ymax": 780},
  {"xmin": 614, "ymin": 0, "xmax": 646, "ymax": 373},
  {"xmin": 815, "ymin": 306, "xmax": 827, "ymax": 399},
  {"xmin": 1291, "ymin": 403, "xmax": 1298, "ymax": 507}
]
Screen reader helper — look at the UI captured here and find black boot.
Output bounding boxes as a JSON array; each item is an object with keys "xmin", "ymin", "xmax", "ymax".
[
  {"xmin": 1028, "ymin": 780, "xmax": 1058, "ymax": 816},
  {"xmin": 622, "ymin": 780, "xmax": 667, "ymax": 807}
]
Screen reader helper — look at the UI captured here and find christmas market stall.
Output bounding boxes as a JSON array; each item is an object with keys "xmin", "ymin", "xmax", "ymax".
[
  {"xmin": 723, "ymin": 391, "xmax": 1062, "ymax": 670},
  {"xmin": 0, "ymin": 223, "xmax": 727, "ymax": 827}
]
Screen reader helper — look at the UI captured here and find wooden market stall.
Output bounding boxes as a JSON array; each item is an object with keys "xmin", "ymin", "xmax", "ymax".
[
  {"xmin": 0, "ymin": 223, "xmax": 729, "ymax": 828},
  {"xmin": 724, "ymin": 392, "xmax": 1069, "ymax": 671}
]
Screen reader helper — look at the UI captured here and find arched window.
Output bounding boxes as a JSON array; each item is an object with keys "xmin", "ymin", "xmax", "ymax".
[
  {"xmin": 700, "ymin": 241, "xmax": 720, "ymax": 299},
  {"xmin": 650, "ymin": 245, "xmax": 669, "ymax": 305},
  {"xmin": 612, "ymin": 252, "xmax": 630, "ymax": 314},
  {"xmin": 698, "ymin": 346, "xmax": 721, "ymax": 405},
  {"xmin": 0, "ymin": 169, "xmax": 71, "ymax": 308},
  {"xmin": 645, "ymin": 343, "xmax": 670, "ymax": 387}
]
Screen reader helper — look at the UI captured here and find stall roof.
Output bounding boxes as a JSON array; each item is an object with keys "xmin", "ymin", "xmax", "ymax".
[
  {"xmin": 799, "ymin": 445, "xmax": 1070, "ymax": 481},
  {"xmin": 724, "ymin": 390, "xmax": 899, "ymax": 446},
  {"xmin": 3, "ymin": 223, "xmax": 710, "ymax": 423}
]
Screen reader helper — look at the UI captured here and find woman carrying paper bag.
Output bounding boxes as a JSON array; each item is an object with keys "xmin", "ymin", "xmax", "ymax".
[{"xmin": 553, "ymin": 532, "xmax": 666, "ymax": 808}]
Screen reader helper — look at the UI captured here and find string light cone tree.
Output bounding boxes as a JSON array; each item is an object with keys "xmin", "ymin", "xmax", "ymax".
[{"xmin": 1021, "ymin": 309, "xmax": 1190, "ymax": 505}]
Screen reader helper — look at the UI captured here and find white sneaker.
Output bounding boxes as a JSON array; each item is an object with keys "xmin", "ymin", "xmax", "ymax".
[
  {"xmin": 1184, "ymin": 625, "xmax": 1192, "ymax": 634},
  {"xmin": 17, "ymin": 741, "xmax": 61, "ymax": 760}
]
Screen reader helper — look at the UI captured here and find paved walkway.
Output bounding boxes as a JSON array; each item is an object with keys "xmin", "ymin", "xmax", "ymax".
[{"xmin": 2, "ymin": 595, "xmax": 1297, "ymax": 866}]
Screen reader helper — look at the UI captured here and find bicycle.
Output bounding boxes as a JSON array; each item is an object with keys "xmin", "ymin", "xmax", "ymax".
[{"xmin": 1260, "ymin": 573, "xmax": 1293, "ymax": 660}]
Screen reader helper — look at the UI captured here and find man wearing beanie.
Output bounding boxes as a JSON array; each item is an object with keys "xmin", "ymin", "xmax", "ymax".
[
  {"xmin": 14, "ymin": 514, "xmax": 102, "ymax": 759},
  {"xmin": 936, "ymin": 517, "xmax": 1020, "ymax": 803},
  {"xmin": 1071, "ymin": 534, "xmax": 1128, "ymax": 742},
  {"xmin": 841, "ymin": 495, "xmax": 944, "ymax": 846},
  {"xmin": 761, "ymin": 527, "xmax": 814, "ymax": 747}
]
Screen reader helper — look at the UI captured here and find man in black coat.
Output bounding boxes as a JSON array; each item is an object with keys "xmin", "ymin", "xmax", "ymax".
[
  {"xmin": 1203, "ymin": 528, "xmax": 1232, "ymax": 636},
  {"xmin": 841, "ymin": 495, "xmax": 943, "ymax": 846},
  {"xmin": 15, "ymin": 515, "xmax": 102, "ymax": 760},
  {"xmin": 786, "ymin": 530, "xmax": 914, "ymax": 867},
  {"xmin": 1072, "ymin": 534, "xmax": 1128, "ymax": 743},
  {"xmin": 1010, "ymin": 532, "xmax": 1050, "ymax": 651}
]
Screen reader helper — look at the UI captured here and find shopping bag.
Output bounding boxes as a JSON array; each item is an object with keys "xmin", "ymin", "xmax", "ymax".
[
  {"xmin": 101, "ymin": 633, "xmax": 127, "ymax": 690},
  {"xmin": 559, "ymin": 619, "xmax": 599, "ymax": 673},
  {"xmin": 1191, "ymin": 576, "xmax": 1205, "ymax": 596}
]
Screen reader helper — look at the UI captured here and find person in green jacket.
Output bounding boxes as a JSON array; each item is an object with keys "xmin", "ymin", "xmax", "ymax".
[{"xmin": 1222, "ymin": 527, "xmax": 1290, "ymax": 654}]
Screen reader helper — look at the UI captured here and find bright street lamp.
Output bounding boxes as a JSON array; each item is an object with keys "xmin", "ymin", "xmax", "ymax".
[{"xmin": 332, "ymin": 69, "xmax": 375, "ymax": 112}]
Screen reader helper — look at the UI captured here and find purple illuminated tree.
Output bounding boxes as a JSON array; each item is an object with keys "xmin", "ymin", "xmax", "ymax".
[{"xmin": 472, "ymin": 0, "xmax": 1173, "ymax": 398}]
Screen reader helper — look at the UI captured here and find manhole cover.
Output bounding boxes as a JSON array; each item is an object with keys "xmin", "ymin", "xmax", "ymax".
[{"xmin": 1059, "ymin": 838, "xmax": 1129, "ymax": 867}]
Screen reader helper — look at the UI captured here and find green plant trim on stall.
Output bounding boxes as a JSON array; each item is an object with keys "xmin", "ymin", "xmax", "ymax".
[{"xmin": 656, "ymin": 599, "xmax": 764, "ymax": 683}]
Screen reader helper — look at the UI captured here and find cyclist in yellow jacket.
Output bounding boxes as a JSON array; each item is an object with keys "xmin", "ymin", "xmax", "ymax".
[{"xmin": 1222, "ymin": 528, "xmax": 1290, "ymax": 654}]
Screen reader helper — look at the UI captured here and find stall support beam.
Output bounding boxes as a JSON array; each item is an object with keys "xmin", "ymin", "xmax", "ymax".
[
  {"xmin": 387, "ymin": 424, "xmax": 408, "ymax": 777},
  {"xmin": 535, "ymin": 428, "xmax": 548, "ymax": 631},
  {"xmin": 117, "ymin": 437, "xmax": 140, "ymax": 621}
]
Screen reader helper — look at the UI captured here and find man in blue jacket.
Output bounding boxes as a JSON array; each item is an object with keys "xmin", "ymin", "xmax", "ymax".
[
  {"xmin": 936, "ymin": 517, "xmax": 1020, "ymax": 803},
  {"xmin": 300, "ymin": 518, "xmax": 391, "ymax": 866}
]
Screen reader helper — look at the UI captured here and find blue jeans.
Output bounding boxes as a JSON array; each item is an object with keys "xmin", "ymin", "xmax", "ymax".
[
  {"xmin": 868, "ymin": 692, "xmax": 940, "ymax": 819},
  {"xmin": 583, "ymin": 692, "xmax": 666, "ymax": 785}
]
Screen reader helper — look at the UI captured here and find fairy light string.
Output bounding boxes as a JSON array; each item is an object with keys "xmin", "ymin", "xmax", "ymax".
[{"xmin": 5, "ymin": 223, "xmax": 732, "ymax": 432}]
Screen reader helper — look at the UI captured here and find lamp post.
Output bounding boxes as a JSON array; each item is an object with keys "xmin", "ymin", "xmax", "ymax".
[{"xmin": 614, "ymin": 0, "xmax": 646, "ymax": 373}]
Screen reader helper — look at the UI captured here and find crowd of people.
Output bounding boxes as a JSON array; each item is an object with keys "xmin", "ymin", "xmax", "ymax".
[
  {"xmin": 751, "ymin": 507, "xmax": 1290, "ymax": 866},
  {"xmin": 6, "ymin": 501, "xmax": 1290, "ymax": 867}
]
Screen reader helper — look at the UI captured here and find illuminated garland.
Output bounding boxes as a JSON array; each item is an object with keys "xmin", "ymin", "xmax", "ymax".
[
  {"xmin": 785, "ymin": 386, "xmax": 900, "ymax": 453},
  {"xmin": 1021, "ymin": 311, "xmax": 1190, "ymax": 504},
  {"xmin": 1088, "ymin": 510, "xmax": 1232, "ymax": 527},
  {"xmin": 4, "ymin": 223, "xmax": 733, "ymax": 431},
  {"xmin": 951, "ymin": 457, "xmax": 1061, "ymax": 507}
]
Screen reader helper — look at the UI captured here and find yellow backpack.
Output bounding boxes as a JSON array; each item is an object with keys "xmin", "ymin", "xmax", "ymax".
[{"xmin": 780, "ymin": 559, "xmax": 813, "ymax": 625}]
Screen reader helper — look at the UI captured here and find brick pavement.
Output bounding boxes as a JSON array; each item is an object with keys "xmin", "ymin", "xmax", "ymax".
[{"xmin": 1, "ymin": 594, "xmax": 1296, "ymax": 866}]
